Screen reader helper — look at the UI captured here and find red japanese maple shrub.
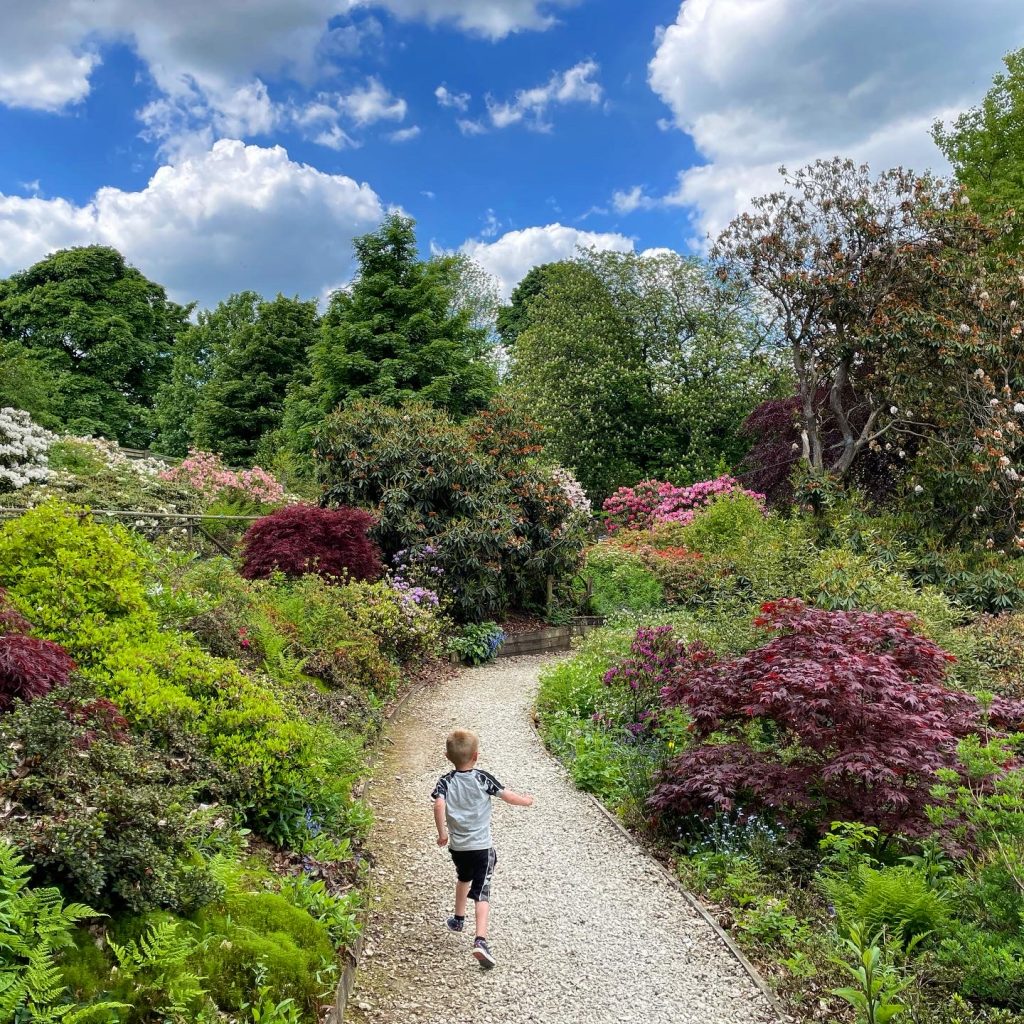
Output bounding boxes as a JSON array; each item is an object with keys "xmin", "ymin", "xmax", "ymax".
[
  {"xmin": 0, "ymin": 588, "xmax": 76, "ymax": 711},
  {"xmin": 240, "ymin": 504, "xmax": 382, "ymax": 582},
  {"xmin": 650, "ymin": 599, "xmax": 985, "ymax": 837}
]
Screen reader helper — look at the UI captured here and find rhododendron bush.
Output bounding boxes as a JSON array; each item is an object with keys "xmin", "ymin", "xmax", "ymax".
[
  {"xmin": 649, "ymin": 599, "xmax": 1023, "ymax": 837},
  {"xmin": 602, "ymin": 476, "xmax": 765, "ymax": 533},
  {"xmin": 0, "ymin": 407, "xmax": 55, "ymax": 492},
  {"xmin": 159, "ymin": 448, "xmax": 285, "ymax": 505}
]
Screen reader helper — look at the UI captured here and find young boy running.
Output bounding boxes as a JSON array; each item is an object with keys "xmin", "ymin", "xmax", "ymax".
[{"xmin": 431, "ymin": 728, "xmax": 534, "ymax": 968}]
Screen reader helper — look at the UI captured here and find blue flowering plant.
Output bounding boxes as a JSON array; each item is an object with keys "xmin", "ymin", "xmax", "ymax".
[{"xmin": 447, "ymin": 621, "xmax": 506, "ymax": 665}]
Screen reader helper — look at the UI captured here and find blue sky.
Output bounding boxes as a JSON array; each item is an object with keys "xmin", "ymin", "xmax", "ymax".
[{"xmin": 1, "ymin": 0, "xmax": 1022, "ymax": 308}]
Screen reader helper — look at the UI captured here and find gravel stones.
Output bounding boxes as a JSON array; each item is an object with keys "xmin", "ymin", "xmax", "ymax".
[{"xmin": 345, "ymin": 655, "xmax": 780, "ymax": 1024}]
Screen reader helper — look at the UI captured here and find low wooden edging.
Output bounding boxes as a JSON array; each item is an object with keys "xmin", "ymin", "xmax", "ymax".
[
  {"xmin": 528, "ymin": 717, "xmax": 789, "ymax": 1022},
  {"xmin": 496, "ymin": 616, "xmax": 605, "ymax": 658}
]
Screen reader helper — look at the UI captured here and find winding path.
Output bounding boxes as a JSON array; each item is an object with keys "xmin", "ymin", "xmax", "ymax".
[{"xmin": 346, "ymin": 655, "xmax": 781, "ymax": 1024}]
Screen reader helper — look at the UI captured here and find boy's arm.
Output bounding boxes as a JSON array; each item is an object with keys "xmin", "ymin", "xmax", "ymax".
[
  {"xmin": 433, "ymin": 796, "xmax": 448, "ymax": 845},
  {"xmin": 498, "ymin": 789, "xmax": 534, "ymax": 807}
]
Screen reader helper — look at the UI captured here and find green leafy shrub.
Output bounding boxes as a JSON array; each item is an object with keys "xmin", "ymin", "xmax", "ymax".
[
  {"xmin": 0, "ymin": 691, "xmax": 219, "ymax": 913},
  {"xmin": 278, "ymin": 875, "xmax": 361, "ymax": 949},
  {"xmin": 934, "ymin": 925, "xmax": 1024, "ymax": 1008},
  {"xmin": 667, "ymin": 495, "xmax": 815, "ymax": 604},
  {"xmin": 822, "ymin": 865, "xmax": 949, "ymax": 949},
  {"xmin": 584, "ymin": 546, "xmax": 664, "ymax": 615},
  {"xmin": 536, "ymin": 626, "xmax": 635, "ymax": 721},
  {"xmin": 446, "ymin": 622, "xmax": 505, "ymax": 665},
  {"xmin": 959, "ymin": 614, "xmax": 1024, "ymax": 698},
  {"xmin": 0, "ymin": 502, "xmax": 364, "ymax": 847},
  {"xmin": 807, "ymin": 547, "xmax": 961, "ymax": 643},
  {"xmin": 0, "ymin": 500, "xmax": 157, "ymax": 665},
  {"xmin": 315, "ymin": 399, "xmax": 585, "ymax": 622}
]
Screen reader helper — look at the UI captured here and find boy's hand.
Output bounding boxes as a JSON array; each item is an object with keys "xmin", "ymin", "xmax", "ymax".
[{"xmin": 437, "ymin": 831, "xmax": 449, "ymax": 847}]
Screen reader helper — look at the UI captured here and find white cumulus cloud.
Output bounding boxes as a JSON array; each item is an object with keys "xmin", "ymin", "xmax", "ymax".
[
  {"xmin": 611, "ymin": 185, "xmax": 658, "ymax": 215},
  {"xmin": 347, "ymin": 0, "xmax": 581, "ymax": 38},
  {"xmin": 648, "ymin": 0, "xmax": 1024, "ymax": 243},
  {"xmin": 0, "ymin": 2, "xmax": 580, "ymax": 117},
  {"xmin": 486, "ymin": 60, "xmax": 602, "ymax": 132},
  {"xmin": 435, "ymin": 84, "xmax": 471, "ymax": 111},
  {"xmin": 338, "ymin": 77, "xmax": 407, "ymax": 125},
  {"xmin": 0, "ymin": 140, "xmax": 384, "ymax": 309},
  {"xmin": 461, "ymin": 223, "xmax": 633, "ymax": 298}
]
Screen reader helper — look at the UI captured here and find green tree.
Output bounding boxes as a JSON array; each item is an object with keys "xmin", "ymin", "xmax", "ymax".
[
  {"xmin": 0, "ymin": 246, "xmax": 189, "ymax": 446},
  {"xmin": 509, "ymin": 249, "xmax": 780, "ymax": 500},
  {"xmin": 288, "ymin": 214, "xmax": 496, "ymax": 458},
  {"xmin": 0, "ymin": 342, "xmax": 56, "ymax": 426},
  {"xmin": 934, "ymin": 49, "xmax": 1024, "ymax": 246},
  {"xmin": 495, "ymin": 262, "xmax": 560, "ymax": 346},
  {"xmin": 190, "ymin": 292, "xmax": 318, "ymax": 465}
]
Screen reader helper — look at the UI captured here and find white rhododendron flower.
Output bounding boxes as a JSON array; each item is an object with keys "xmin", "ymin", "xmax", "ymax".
[{"xmin": 0, "ymin": 408, "xmax": 56, "ymax": 492}]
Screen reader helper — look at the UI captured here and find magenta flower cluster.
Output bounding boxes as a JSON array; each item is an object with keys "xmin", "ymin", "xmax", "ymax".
[
  {"xmin": 601, "ymin": 625, "xmax": 690, "ymax": 735},
  {"xmin": 602, "ymin": 475, "xmax": 765, "ymax": 533},
  {"xmin": 159, "ymin": 448, "xmax": 286, "ymax": 505}
]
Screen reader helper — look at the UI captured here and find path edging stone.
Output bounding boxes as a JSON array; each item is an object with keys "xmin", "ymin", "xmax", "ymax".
[{"xmin": 529, "ymin": 717, "xmax": 789, "ymax": 1022}]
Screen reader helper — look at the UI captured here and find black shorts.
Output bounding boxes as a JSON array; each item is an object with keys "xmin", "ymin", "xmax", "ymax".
[{"xmin": 450, "ymin": 847, "xmax": 497, "ymax": 902}]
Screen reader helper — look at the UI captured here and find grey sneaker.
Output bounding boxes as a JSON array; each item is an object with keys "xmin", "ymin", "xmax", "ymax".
[
  {"xmin": 446, "ymin": 915, "xmax": 465, "ymax": 933},
  {"xmin": 472, "ymin": 937, "xmax": 496, "ymax": 968}
]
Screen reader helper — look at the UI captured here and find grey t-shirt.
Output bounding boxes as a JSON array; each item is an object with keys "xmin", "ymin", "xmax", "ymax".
[{"xmin": 431, "ymin": 768, "xmax": 504, "ymax": 851}]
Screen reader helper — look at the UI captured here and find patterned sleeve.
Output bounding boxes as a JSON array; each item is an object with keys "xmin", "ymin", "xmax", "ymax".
[
  {"xmin": 477, "ymin": 770, "xmax": 504, "ymax": 796},
  {"xmin": 431, "ymin": 772, "xmax": 452, "ymax": 800}
]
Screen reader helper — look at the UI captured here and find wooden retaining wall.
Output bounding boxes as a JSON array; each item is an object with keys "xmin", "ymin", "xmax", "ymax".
[{"xmin": 496, "ymin": 616, "xmax": 606, "ymax": 657}]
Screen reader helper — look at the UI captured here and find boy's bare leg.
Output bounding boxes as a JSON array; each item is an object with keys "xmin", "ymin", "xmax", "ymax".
[
  {"xmin": 454, "ymin": 880, "xmax": 471, "ymax": 917},
  {"xmin": 474, "ymin": 897, "xmax": 490, "ymax": 939}
]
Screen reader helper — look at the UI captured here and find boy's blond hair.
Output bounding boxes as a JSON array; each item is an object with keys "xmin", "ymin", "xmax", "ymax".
[{"xmin": 445, "ymin": 729, "xmax": 479, "ymax": 768}]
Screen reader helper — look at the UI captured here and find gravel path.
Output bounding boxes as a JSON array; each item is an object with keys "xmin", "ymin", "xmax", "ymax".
[{"xmin": 346, "ymin": 655, "xmax": 780, "ymax": 1024}]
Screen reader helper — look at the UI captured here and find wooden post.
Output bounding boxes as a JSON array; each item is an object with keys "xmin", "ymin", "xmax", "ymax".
[{"xmin": 546, "ymin": 575, "xmax": 554, "ymax": 615}]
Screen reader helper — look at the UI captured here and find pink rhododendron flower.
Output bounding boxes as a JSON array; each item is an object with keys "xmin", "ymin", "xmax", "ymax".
[{"xmin": 602, "ymin": 476, "xmax": 765, "ymax": 533}]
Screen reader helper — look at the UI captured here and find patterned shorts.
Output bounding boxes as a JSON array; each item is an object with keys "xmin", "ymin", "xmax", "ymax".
[{"xmin": 450, "ymin": 847, "xmax": 498, "ymax": 902}]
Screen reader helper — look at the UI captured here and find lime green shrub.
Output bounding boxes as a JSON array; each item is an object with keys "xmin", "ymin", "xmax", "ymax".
[{"xmin": 584, "ymin": 546, "xmax": 663, "ymax": 615}]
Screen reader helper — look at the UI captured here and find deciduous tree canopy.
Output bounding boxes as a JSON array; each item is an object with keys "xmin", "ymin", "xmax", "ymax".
[
  {"xmin": 0, "ymin": 246, "xmax": 189, "ymax": 447},
  {"xmin": 509, "ymin": 249, "xmax": 782, "ymax": 500}
]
